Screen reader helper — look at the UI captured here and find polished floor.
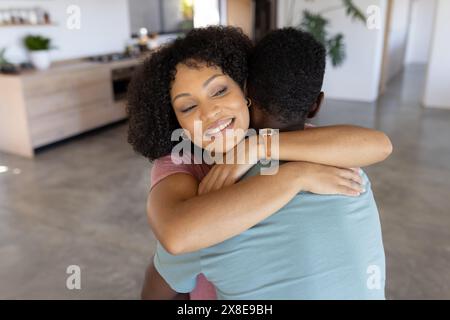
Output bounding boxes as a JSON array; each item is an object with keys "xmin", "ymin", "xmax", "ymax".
[{"xmin": 0, "ymin": 65, "xmax": 449, "ymax": 299}]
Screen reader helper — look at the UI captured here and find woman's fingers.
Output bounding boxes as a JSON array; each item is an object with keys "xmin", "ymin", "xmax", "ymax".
[
  {"xmin": 338, "ymin": 168, "xmax": 363, "ymax": 185},
  {"xmin": 223, "ymin": 172, "xmax": 238, "ymax": 188},
  {"xmin": 338, "ymin": 176, "xmax": 364, "ymax": 194},
  {"xmin": 216, "ymin": 165, "xmax": 245, "ymax": 190},
  {"xmin": 199, "ymin": 167, "xmax": 219, "ymax": 195},
  {"xmin": 208, "ymin": 169, "xmax": 228, "ymax": 192},
  {"xmin": 205, "ymin": 168, "xmax": 222, "ymax": 193},
  {"xmin": 198, "ymin": 179, "xmax": 206, "ymax": 195},
  {"xmin": 337, "ymin": 184, "xmax": 361, "ymax": 197},
  {"xmin": 199, "ymin": 165, "xmax": 232, "ymax": 194}
]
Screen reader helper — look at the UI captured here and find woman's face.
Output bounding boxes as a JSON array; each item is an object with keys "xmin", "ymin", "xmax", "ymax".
[{"xmin": 170, "ymin": 62, "xmax": 250, "ymax": 154}]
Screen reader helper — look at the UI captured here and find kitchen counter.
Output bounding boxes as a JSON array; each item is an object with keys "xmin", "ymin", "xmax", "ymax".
[
  {"xmin": 0, "ymin": 55, "xmax": 148, "ymax": 157},
  {"xmin": 1, "ymin": 55, "xmax": 145, "ymax": 77}
]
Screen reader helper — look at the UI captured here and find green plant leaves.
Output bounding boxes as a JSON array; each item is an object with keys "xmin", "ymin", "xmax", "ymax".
[
  {"xmin": 301, "ymin": 11, "xmax": 346, "ymax": 67},
  {"xmin": 0, "ymin": 47, "xmax": 11, "ymax": 66},
  {"xmin": 298, "ymin": 0, "xmax": 365, "ymax": 67},
  {"xmin": 0, "ymin": 48, "xmax": 6, "ymax": 64},
  {"xmin": 23, "ymin": 35, "xmax": 52, "ymax": 51},
  {"xmin": 301, "ymin": 10, "xmax": 329, "ymax": 44},
  {"xmin": 342, "ymin": 0, "xmax": 366, "ymax": 23},
  {"xmin": 327, "ymin": 33, "xmax": 346, "ymax": 66}
]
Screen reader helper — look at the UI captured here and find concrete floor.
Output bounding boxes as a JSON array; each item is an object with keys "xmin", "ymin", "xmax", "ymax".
[{"xmin": 0, "ymin": 65, "xmax": 449, "ymax": 299}]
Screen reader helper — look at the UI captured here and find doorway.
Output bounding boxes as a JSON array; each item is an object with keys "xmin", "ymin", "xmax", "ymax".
[{"xmin": 379, "ymin": 0, "xmax": 437, "ymax": 99}]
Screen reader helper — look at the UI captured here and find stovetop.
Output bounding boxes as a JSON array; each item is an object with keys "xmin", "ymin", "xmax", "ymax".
[{"xmin": 86, "ymin": 53, "xmax": 135, "ymax": 63}]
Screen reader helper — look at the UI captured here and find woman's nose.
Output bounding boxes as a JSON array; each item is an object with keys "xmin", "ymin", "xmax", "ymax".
[{"xmin": 200, "ymin": 104, "xmax": 222, "ymax": 123}]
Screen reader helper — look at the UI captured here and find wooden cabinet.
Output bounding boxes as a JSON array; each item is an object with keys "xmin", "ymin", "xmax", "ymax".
[
  {"xmin": 227, "ymin": 0, "xmax": 254, "ymax": 39},
  {"xmin": 0, "ymin": 58, "xmax": 139, "ymax": 157}
]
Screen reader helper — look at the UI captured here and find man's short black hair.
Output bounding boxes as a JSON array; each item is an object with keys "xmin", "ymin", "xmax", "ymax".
[{"xmin": 247, "ymin": 27, "xmax": 326, "ymax": 124}]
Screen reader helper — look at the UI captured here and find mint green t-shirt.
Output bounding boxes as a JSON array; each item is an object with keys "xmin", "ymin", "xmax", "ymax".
[{"xmin": 154, "ymin": 164, "xmax": 386, "ymax": 299}]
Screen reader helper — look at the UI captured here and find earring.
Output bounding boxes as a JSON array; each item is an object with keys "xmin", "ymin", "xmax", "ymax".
[
  {"xmin": 181, "ymin": 130, "xmax": 189, "ymax": 140},
  {"xmin": 246, "ymin": 97, "xmax": 252, "ymax": 107}
]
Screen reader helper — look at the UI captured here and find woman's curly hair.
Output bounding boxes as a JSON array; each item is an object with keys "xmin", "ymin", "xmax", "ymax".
[{"xmin": 126, "ymin": 26, "xmax": 253, "ymax": 161}]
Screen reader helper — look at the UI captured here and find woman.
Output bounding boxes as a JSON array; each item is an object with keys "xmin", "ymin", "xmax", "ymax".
[{"xmin": 127, "ymin": 26, "xmax": 391, "ymax": 299}]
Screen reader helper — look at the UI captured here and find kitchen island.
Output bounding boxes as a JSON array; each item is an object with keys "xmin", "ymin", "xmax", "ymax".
[{"xmin": 0, "ymin": 56, "xmax": 146, "ymax": 158}]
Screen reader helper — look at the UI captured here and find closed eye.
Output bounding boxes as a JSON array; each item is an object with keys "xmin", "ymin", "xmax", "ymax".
[
  {"xmin": 213, "ymin": 87, "xmax": 227, "ymax": 97},
  {"xmin": 181, "ymin": 105, "xmax": 196, "ymax": 113}
]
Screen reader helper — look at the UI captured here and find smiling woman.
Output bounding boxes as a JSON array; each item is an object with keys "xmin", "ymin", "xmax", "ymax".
[
  {"xmin": 170, "ymin": 62, "xmax": 249, "ymax": 154},
  {"xmin": 127, "ymin": 26, "xmax": 252, "ymax": 161},
  {"xmin": 129, "ymin": 26, "xmax": 392, "ymax": 301}
]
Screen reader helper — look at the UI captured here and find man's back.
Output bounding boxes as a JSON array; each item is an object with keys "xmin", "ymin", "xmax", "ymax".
[
  {"xmin": 200, "ymin": 165, "xmax": 385, "ymax": 299},
  {"xmin": 154, "ymin": 165, "xmax": 386, "ymax": 299}
]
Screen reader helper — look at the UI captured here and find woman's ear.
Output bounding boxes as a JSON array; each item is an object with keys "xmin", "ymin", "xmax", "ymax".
[{"xmin": 307, "ymin": 92, "xmax": 324, "ymax": 119}]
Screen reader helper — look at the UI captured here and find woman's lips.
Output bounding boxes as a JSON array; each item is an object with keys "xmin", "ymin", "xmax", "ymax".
[{"xmin": 204, "ymin": 117, "xmax": 235, "ymax": 138}]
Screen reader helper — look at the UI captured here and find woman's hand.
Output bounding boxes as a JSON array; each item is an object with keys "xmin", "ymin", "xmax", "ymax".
[
  {"xmin": 292, "ymin": 162, "xmax": 364, "ymax": 196},
  {"xmin": 199, "ymin": 161, "xmax": 363, "ymax": 197},
  {"xmin": 199, "ymin": 136, "xmax": 261, "ymax": 195},
  {"xmin": 199, "ymin": 132, "xmax": 365, "ymax": 197},
  {"xmin": 198, "ymin": 162, "xmax": 253, "ymax": 195}
]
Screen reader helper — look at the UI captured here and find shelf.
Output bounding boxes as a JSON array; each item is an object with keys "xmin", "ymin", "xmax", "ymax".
[{"xmin": 0, "ymin": 23, "xmax": 58, "ymax": 28}]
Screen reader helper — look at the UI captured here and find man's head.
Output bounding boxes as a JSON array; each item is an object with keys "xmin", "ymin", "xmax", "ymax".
[{"xmin": 247, "ymin": 28, "xmax": 326, "ymax": 131}]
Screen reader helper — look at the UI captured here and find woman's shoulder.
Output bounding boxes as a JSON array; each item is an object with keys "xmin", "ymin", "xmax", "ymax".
[{"xmin": 150, "ymin": 152, "xmax": 211, "ymax": 190}]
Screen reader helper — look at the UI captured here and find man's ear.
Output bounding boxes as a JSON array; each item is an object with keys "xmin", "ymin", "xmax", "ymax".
[{"xmin": 307, "ymin": 92, "xmax": 324, "ymax": 119}]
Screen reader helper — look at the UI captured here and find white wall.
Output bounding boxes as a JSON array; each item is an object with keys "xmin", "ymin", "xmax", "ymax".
[
  {"xmin": 194, "ymin": 0, "xmax": 220, "ymax": 28},
  {"xmin": 423, "ymin": 0, "xmax": 450, "ymax": 109},
  {"xmin": 128, "ymin": 0, "xmax": 160, "ymax": 35},
  {"xmin": 0, "ymin": 0, "xmax": 130, "ymax": 64},
  {"xmin": 383, "ymin": 0, "xmax": 411, "ymax": 82},
  {"xmin": 404, "ymin": 0, "xmax": 436, "ymax": 65},
  {"xmin": 277, "ymin": 0, "xmax": 387, "ymax": 102}
]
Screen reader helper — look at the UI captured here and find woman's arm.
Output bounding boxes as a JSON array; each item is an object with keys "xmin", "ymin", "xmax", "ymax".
[
  {"xmin": 270, "ymin": 125, "xmax": 393, "ymax": 168},
  {"xmin": 148, "ymin": 162, "xmax": 363, "ymax": 255},
  {"xmin": 196, "ymin": 125, "xmax": 391, "ymax": 194}
]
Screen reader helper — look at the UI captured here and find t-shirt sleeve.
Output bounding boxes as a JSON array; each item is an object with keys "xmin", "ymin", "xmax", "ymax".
[
  {"xmin": 150, "ymin": 154, "xmax": 198, "ymax": 190},
  {"xmin": 153, "ymin": 242, "xmax": 202, "ymax": 293}
]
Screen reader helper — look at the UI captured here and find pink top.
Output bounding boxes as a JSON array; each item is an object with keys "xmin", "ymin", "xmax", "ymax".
[
  {"xmin": 150, "ymin": 152, "xmax": 211, "ymax": 191},
  {"xmin": 150, "ymin": 152, "xmax": 216, "ymax": 300}
]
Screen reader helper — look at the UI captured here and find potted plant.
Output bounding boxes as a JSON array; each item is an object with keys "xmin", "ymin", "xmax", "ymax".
[
  {"xmin": 287, "ymin": 0, "xmax": 366, "ymax": 67},
  {"xmin": 0, "ymin": 47, "xmax": 18, "ymax": 74},
  {"xmin": 23, "ymin": 35, "xmax": 54, "ymax": 70}
]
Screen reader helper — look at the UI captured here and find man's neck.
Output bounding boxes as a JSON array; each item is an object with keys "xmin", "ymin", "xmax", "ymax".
[
  {"xmin": 258, "ymin": 120, "xmax": 305, "ymax": 132},
  {"xmin": 277, "ymin": 122, "xmax": 305, "ymax": 132}
]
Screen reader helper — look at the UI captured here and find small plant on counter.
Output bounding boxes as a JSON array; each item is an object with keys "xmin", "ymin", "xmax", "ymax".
[
  {"xmin": 0, "ymin": 47, "xmax": 18, "ymax": 74},
  {"xmin": 0, "ymin": 48, "xmax": 9, "ymax": 65},
  {"xmin": 23, "ymin": 35, "xmax": 53, "ymax": 51},
  {"xmin": 23, "ymin": 34, "xmax": 55, "ymax": 70}
]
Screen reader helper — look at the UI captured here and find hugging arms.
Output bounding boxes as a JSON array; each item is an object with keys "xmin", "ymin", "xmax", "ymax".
[
  {"xmin": 149, "ymin": 125, "xmax": 391, "ymax": 256},
  {"xmin": 126, "ymin": 26, "xmax": 392, "ymax": 299}
]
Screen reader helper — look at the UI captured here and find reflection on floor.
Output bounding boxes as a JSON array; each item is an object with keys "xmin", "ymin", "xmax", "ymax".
[{"xmin": 0, "ymin": 65, "xmax": 449, "ymax": 299}]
